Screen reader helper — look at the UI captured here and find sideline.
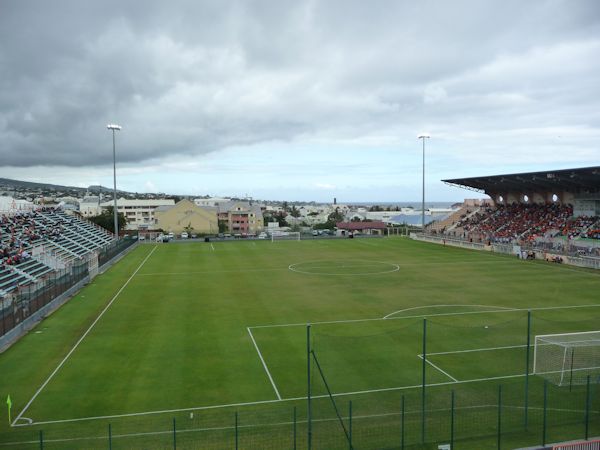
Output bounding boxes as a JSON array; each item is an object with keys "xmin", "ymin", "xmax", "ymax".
[{"xmin": 12, "ymin": 246, "xmax": 158, "ymax": 427}]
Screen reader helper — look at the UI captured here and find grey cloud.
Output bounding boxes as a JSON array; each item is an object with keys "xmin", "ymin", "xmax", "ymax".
[{"xmin": 1, "ymin": 0, "xmax": 599, "ymax": 168}]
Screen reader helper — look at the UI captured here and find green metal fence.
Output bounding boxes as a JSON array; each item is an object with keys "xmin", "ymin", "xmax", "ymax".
[{"xmin": 3, "ymin": 307, "xmax": 600, "ymax": 449}]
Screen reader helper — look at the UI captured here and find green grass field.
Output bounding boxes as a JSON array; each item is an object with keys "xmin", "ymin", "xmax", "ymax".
[{"xmin": 0, "ymin": 237, "xmax": 599, "ymax": 449}]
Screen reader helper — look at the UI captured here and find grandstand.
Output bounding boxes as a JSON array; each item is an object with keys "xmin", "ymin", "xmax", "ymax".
[
  {"xmin": 0, "ymin": 208, "xmax": 119, "ymax": 340},
  {"xmin": 436, "ymin": 167, "xmax": 600, "ymax": 256}
]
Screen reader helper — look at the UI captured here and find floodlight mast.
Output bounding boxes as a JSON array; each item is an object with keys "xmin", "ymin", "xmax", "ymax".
[
  {"xmin": 417, "ymin": 134, "xmax": 430, "ymax": 230},
  {"xmin": 107, "ymin": 124, "xmax": 122, "ymax": 240}
]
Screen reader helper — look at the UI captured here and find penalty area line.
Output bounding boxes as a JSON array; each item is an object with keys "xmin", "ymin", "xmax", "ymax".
[
  {"xmin": 417, "ymin": 354, "xmax": 458, "ymax": 382},
  {"xmin": 247, "ymin": 327, "xmax": 282, "ymax": 400},
  {"xmin": 11, "ymin": 246, "xmax": 158, "ymax": 427}
]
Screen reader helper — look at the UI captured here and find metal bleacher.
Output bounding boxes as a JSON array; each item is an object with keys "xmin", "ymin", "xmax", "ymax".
[{"xmin": 1, "ymin": 209, "xmax": 115, "ymax": 297}]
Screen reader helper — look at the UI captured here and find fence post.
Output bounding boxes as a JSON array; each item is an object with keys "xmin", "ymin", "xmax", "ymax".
[
  {"xmin": 421, "ymin": 318, "xmax": 427, "ymax": 444},
  {"xmin": 173, "ymin": 417, "xmax": 176, "ymax": 450},
  {"xmin": 497, "ymin": 385, "xmax": 502, "ymax": 450},
  {"xmin": 39, "ymin": 430, "xmax": 43, "ymax": 450},
  {"xmin": 585, "ymin": 375, "xmax": 590, "ymax": 440},
  {"xmin": 450, "ymin": 390, "xmax": 455, "ymax": 450},
  {"xmin": 109, "ymin": 423, "xmax": 112, "ymax": 450},
  {"xmin": 569, "ymin": 348, "xmax": 575, "ymax": 392},
  {"xmin": 293, "ymin": 406, "xmax": 297, "ymax": 450},
  {"xmin": 307, "ymin": 324, "xmax": 312, "ymax": 450},
  {"xmin": 542, "ymin": 380, "xmax": 548, "ymax": 447},
  {"xmin": 235, "ymin": 411, "xmax": 239, "ymax": 450},
  {"xmin": 524, "ymin": 310, "xmax": 531, "ymax": 429},
  {"xmin": 401, "ymin": 394, "xmax": 405, "ymax": 450},
  {"xmin": 348, "ymin": 400, "xmax": 353, "ymax": 450}
]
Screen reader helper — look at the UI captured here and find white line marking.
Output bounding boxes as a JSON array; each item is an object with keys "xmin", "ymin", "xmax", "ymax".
[
  {"xmin": 210, "ymin": 243, "xmax": 215, "ymax": 251},
  {"xmin": 18, "ymin": 397, "xmax": 288, "ymax": 427},
  {"xmin": 138, "ymin": 267, "xmax": 289, "ymax": 277},
  {"xmin": 289, "ymin": 260, "xmax": 400, "ymax": 276},
  {"xmin": 15, "ymin": 371, "xmax": 532, "ymax": 427},
  {"xmin": 12, "ymin": 246, "xmax": 158, "ymax": 427},
  {"xmin": 247, "ymin": 327, "xmax": 282, "ymax": 400},
  {"xmin": 7, "ymin": 405, "xmax": 598, "ymax": 446},
  {"xmin": 425, "ymin": 344, "xmax": 527, "ymax": 356},
  {"xmin": 417, "ymin": 354, "xmax": 458, "ymax": 382},
  {"xmin": 383, "ymin": 304, "xmax": 513, "ymax": 319},
  {"xmin": 249, "ymin": 303, "xmax": 600, "ymax": 329}
]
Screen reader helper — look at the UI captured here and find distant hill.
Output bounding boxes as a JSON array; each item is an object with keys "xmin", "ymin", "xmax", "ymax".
[{"xmin": 0, "ymin": 178, "xmax": 126, "ymax": 194}]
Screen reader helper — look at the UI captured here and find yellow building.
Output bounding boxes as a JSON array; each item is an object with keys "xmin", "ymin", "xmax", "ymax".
[{"xmin": 154, "ymin": 199, "xmax": 218, "ymax": 235}]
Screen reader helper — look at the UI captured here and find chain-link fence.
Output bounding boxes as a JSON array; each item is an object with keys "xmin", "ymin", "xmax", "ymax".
[
  {"xmin": 2, "ymin": 306, "xmax": 599, "ymax": 449},
  {"xmin": 0, "ymin": 238, "xmax": 136, "ymax": 339}
]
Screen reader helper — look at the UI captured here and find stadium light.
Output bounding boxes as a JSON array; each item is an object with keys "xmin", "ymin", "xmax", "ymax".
[
  {"xmin": 417, "ymin": 134, "xmax": 430, "ymax": 230},
  {"xmin": 107, "ymin": 124, "xmax": 122, "ymax": 240}
]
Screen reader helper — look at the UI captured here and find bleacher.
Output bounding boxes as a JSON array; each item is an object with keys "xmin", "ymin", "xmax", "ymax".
[
  {"xmin": 0, "ymin": 208, "xmax": 115, "ymax": 297},
  {"xmin": 438, "ymin": 203, "xmax": 599, "ymax": 245}
]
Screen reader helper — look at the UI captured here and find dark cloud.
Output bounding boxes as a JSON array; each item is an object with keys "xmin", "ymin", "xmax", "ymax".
[{"xmin": 1, "ymin": 0, "xmax": 599, "ymax": 168}]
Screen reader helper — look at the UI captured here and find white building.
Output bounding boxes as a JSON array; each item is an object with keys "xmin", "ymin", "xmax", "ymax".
[
  {"xmin": 194, "ymin": 197, "xmax": 231, "ymax": 208},
  {"xmin": 99, "ymin": 198, "xmax": 175, "ymax": 230},
  {"xmin": 79, "ymin": 196, "xmax": 103, "ymax": 218}
]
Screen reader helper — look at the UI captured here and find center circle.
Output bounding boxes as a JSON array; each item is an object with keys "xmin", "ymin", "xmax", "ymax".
[{"xmin": 289, "ymin": 260, "xmax": 400, "ymax": 276}]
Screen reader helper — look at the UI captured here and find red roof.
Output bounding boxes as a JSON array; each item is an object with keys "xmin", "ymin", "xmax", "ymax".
[{"xmin": 336, "ymin": 221, "xmax": 387, "ymax": 230}]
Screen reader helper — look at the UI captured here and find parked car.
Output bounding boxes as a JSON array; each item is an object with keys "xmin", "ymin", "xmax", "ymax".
[
  {"xmin": 181, "ymin": 232, "xmax": 188, "ymax": 239},
  {"xmin": 258, "ymin": 232, "xmax": 267, "ymax": 239}
]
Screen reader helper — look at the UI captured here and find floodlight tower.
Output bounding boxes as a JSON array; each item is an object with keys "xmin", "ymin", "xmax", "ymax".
[
  {"xmin": 107, "ymin": 124, "xmax": 122, "ymax": 240},
  {"xmin": 417, "ymin": 133, "xmax": 430, "ymax": 230}
]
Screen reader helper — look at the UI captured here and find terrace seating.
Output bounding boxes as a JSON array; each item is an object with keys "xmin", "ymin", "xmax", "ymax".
[
  {"xmin": 444, "ymin": 203, "xmax": 598, "ymax": 245},
  {"xmin": 0, "ymin": 207, "xmax": 117, "ymax": 298}
]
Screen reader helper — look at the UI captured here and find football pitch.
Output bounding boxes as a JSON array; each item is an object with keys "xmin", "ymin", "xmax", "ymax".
[{"xmin": 1, "ymin": 237, "xmax": 599, "ymax": 449}]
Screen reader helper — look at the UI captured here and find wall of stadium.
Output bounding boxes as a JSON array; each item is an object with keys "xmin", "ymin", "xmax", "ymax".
[
  {"xmin": 412, "ymin": 234, "xmax": 600, "ymax": 270},
  {"xmin": 573, "ymin": 194, "xmax": 600, "ymax": 216}
]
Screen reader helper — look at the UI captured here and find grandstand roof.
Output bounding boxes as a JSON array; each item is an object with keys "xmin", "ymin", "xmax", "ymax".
[{"xmin": 443, "ymin": 166, "xmax": 600, "ymax": 195}]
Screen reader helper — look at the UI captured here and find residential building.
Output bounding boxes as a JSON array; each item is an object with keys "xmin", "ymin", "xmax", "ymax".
[
  {"xmin": 193, "ymin": 197, "xmax": 231, "ymax": 208},
  {"xmin": 154, "ymin": 199, "xmax": 218, "ymax": 234},
  {"xmin": 217, "ymin": 201, "xmax": 264, "ymax": 234},
  {"xmin": 99, "ymin": 198, "xmax": 175, "ymax": 230},
  {"xmin": 336, "ymin": 221, "xmax": 387, "ymax": 235},
  {"xmin": 79, "ymin": 196, "xmax": 102, "ymax": 218}
]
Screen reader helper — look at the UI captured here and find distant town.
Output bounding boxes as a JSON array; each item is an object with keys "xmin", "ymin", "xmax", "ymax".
[{"xmin": 0, "ymin": 177, "xmax": 463, "ymax": 237}]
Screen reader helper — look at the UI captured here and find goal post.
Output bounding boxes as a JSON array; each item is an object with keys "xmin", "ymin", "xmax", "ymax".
[
  {"xmin": 271, "ymin": 232, "xmax": 301, "ymax": 242},
  {"xmin": 533, "ymin": 331, "xmax": 600, "ymax": 386}
]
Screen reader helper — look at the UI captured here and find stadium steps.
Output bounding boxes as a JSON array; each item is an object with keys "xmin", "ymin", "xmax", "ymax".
[
  {"xmin": 39, "ymin": 240, "xmax": 80, "ymax": 263},
  {"xmin": 14, "ymin": 258, "xmax": 53, "ymax": 280},
  {"xmin": 0, "ymin": 266, "xmax": 29, "ymax": 295},
  {"xmin": 448, "ymin": 207, "xmax": 482, "ymax": 233},
  {"xmin": 431, "ymin": 205, "xmax": 477, "ymax": 232}
]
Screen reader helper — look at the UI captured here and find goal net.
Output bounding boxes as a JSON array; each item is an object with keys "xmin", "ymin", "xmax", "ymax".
[
  {"xmin": 271, "ymin": 232, "xmax": 301, "ymax": 242},
  {"xmin": 533, "ymin": 331, "xmax": 600, "ymax": 386}
]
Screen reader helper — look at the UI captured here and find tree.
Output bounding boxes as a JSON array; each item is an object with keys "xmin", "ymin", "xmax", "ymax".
[
  {"xmin": 290, "ymin": 205, "xmax": 301, "ymax": 218},
  {"xmin": 183, "ymin": 222, "xmax": 194, "ymax": 235},
  {"xmin": 328, "ymin": 207, "xmax": 344, "ymax": 223},
  {"xmin": 89, "ymin": 207, "xmax": 127, "ymax": 234}
]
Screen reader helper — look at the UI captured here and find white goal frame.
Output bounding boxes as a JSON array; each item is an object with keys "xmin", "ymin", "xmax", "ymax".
[
  {"xmin": 533, "ymin": 330, "xmax": 600, "ymax": 386},
  {"xmin": 271, "ymin": 232, "xmax": 301, "ymax": 242}
]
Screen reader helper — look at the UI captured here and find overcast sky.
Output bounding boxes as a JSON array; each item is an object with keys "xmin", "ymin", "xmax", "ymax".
[{"xmin": 1, "ymin": 0, "xmax": 599, "ymax": 202}]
